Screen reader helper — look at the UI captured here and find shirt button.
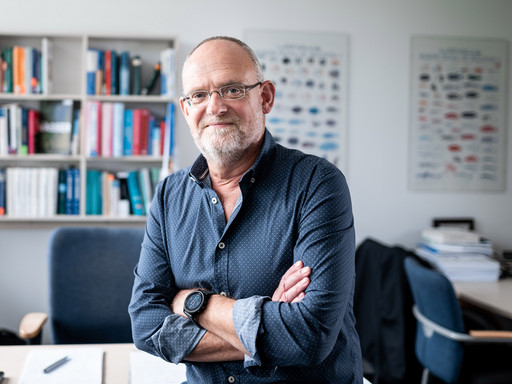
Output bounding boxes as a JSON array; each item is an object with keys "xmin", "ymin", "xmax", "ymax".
[
  {"xmin": 211, "ymin": 197, "xmax": 218, "ymax": 204},
  {"xmin": 218, "ymin": 242, "xmax": 225, "ymax": 249},
  {"xmin": 220, "ymin": 292, "xmax": 227, "ymax": 296},
  {"xmin": 227, "ymin": 376, "xmax": 236, "ymax": 383},
  {"xmin": 250, "ymin": 177, "xmax": 256, "ymax": 183}
]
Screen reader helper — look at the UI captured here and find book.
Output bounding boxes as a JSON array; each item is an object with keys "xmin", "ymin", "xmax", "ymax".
[
  {"xmin": 117, "ymin": 172, "xmax": 131, "ymax": 216},
  {"xmin": 38, "ymin": 100, "xmax": 74, "ymax": 154},
  {"xmin": 72, "ymin": 167, "xmax": 80, "ymax": 214},
  {"xmin": 160, "ymin": 48, "xmax": 176, "ymax": 97},
  {"xmin": 70, "ymin": 110, "xmax": 80, "ymax": 156},
  {"xmin": 119, "ymin": 51, "xmax": 130, "ymax": 95},
  {"xmin": 123, "ymin": 109, "xmax": 133, "ymax": 156},
  {"xmin": 104, "ymin": 50, "xmax": 112, "ymax": 95},
  {"xmin": 57, "ymin": 169, "xmax": 67, "ymax": 214},
  {"xmin": 27, "ymin": 109, "xmax": 40, "ymax": 154},
  {"xmin": 19, "ymin": 107, "xmax": 28, "ymax": 155},
  {"xmin": 0, "ymin": 107, "xmax": 7, "ymax": 155},
  {"xmin": 112, "ymin": 102, "xmax": 125, "ymax": 157},
  {"xmin": 1, "ymin": 47, "xmax": 13, "ymax": 93},
  {"xmin": 127, "ymin": 170, "xmax": 144, "ymax": 215},
  {"xmin": 85, "ymin": 101, "xmax": 101, "ymax": 157},
  {"xmin": 86, "ymin": 169, "xmax": 102, "ymax": 215},
  {"xmin": 101, "ymin": 102, "xmax": 113, "ymax": 157},
  {"xmin": 110, "ymin": 50, "xmax": 118, "ymax": 95},
  {"xmin": 138, "ymin": 168, "xmax": 152, "ymax": 215},
  {"xmin": 0, "ymin": 168, "xmax": 5, "ymax": 216},
  {"xmin": 41, "ymin": 37, "xmax": 53, "ymax": 94},
  {"xmin": 131, "ymin": 55, "xmax": 142, "ymax": 95},
  {"xmin": 65, "ymin": 167, "xmax": 74, "ymax": 214},
  {"xmin": 86, "ymin": 49, "xmax": 99, "ymax": 95}
]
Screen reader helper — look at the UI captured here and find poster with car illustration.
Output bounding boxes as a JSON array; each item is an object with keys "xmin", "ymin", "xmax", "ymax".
[
  {"xmin": 409, "ymin": 36, "xmax": 508, "ymax": 191},
  {"xmin": 245, "ymin": 30, "xmax": 349, "ymax": 172}
]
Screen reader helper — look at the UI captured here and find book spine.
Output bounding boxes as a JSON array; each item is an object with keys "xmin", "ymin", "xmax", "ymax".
[
  {"xmin": 56, "ymin": 168, "xmax": 66, "ymax": 214},
  {"xmin": 123, "ymin": 109, "xmax": 133, "ymax": 156},
  {"xmin": 104, "ymin": 50, "xmax": 112, "ymax": 95},
  {"xmin": 86, "ymin": 169, "xmax": 102, "ymax": 215},
  {"xmin": 0, "ymin": 108, "xmax": 7, "ymax": 155},
  {"xmin": 72, "ymin": 167, "xmax": 80, "ymax": 214},
  {"xmin": 2, "ymin": 48, "xmax": 13, "ymax": 93},
  {"xmin": 19, "ymin": 107, "xmax": 28, "ymax": 155},
  {"xmin": 141, "ymin": 62, "xmax": 160, "ymax": 95},
  {"xmin": 0, "ymin": 168, "xmax": 6, "ymax": 216},
  {"xmin": 86, "ymin": 49, "xmax": 99, "ymax": 95},
  {"xmin": 111, "ymin": 50, "xmax": 118, "ymax": 95},
  {"xmin": 70, "ymin": 109, "xmax": 80, "ymax": 156},
  {"xmin": 65, "ymin": 167, "xmax": 74, "ymax": 214},
  {"xmin": 131, "ymin": 55, "xmax": 142, "ymax": 95},
  {"xmin": 27, "ymin": 109, "xmax": 39, "ymax": 154},
  {"xmin": 160, "ymin": 48, "xmax": 176, "ymax": 97},
  {"xmin": 117, "ymin": 172, "xmax": 130, "ymax": 216},
  {"xmin": 127, "ymin": 170, "xmax": 144, "ymax": 215},
  {"xmin": 119, "ymin": 51, "xmax": 130, "ymax": 96},
  {"xmin": 112, "ymin": 102, "xmax": 125, "ymax": 157},
  {"xmin": 140, "ymin": 109, "xmax": 150, "ymax": 155},
  {"xmin": 101, "ymin": 102, "xmax": 113, "ymax": 157},
  {"xmin": 132, "ymin": 109, "xmax": 142, "ymax": 155}
]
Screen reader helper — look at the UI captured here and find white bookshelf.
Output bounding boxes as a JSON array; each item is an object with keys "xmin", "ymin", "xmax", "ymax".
[{"xmin": 0, "ymin": 33, "xmax": 178, "ymax": 223}]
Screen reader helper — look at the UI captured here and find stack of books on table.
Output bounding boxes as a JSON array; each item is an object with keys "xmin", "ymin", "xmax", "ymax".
[{"xmin": 415, "ymin": 228, "xmax": 500, "ymax": 282}]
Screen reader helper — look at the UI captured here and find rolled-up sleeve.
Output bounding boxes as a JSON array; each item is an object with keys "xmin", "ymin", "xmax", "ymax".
[
  {"xmin": 128, "ymin": 182, "xmax": 206, "ymax": 364},
  {"xmin": 232, "ymin": 166, "xmax": 355, "ymax": 369}
]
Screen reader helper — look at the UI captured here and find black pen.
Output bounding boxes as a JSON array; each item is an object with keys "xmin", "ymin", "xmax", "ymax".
[{"xmin": 43, "ymin": 356, "xmax": 70, "ymax": 374}]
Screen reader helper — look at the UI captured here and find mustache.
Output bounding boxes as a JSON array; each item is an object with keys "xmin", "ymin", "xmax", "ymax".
[{"xmin": 199, "ymin": 117, "xmax": 241, "ymax": 130}]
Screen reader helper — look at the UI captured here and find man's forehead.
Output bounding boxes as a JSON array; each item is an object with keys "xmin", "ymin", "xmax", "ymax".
[{"xmin": 182, "ymin": 41, "xmax": 254, "ymax": 91}]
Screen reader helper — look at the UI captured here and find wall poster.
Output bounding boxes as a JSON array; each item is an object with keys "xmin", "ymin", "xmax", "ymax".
[
  {"xmin": 409, "ymin": 36, "xmax": 508, "ymax": 191},
  {"xmin": 245, "ymin": 30, "xmax": 349, "ymax": 172}
]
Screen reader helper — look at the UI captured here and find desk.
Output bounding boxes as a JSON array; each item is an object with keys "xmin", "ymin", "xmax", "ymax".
[
  {"xmin": 0, "ymin": 343, "xmax": 133, "ymax": 384},
  {"xmin": 453, "ymin": 278, "xmax": 512, "ymax": 320}
]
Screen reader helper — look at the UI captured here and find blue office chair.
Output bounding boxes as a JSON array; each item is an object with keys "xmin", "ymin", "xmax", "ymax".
[
  {"xmin": 19, "ymin": 227, "xmax": 145, "ymax": 344},
  {"xmin": 404, "ymin": 257, "xmax": 512, "ymax": 384}
]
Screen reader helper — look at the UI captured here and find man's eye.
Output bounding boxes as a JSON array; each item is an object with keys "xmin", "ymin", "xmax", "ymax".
[
  {"xmin": 224, "ymin": 87, "xmax": 243, "ymax": 95},
  {"xmin": 191, "ymin": 92, "xmax": 207, "ymax": 99}
]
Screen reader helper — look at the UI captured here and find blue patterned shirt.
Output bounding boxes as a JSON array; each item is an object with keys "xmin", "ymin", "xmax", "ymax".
[{"xmin": 129, "ymin": 130, "xmax": 362, "ymax": 383}]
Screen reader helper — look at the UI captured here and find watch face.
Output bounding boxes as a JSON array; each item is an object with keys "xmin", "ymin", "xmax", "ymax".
[{"xmin": 186, "ymin": 291, "xmax": 203, "ymax": 312}]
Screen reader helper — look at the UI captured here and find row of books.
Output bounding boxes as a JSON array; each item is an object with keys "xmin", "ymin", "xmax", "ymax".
[
  {"xmin": 0, "ymin": 40, "xmax": 51, "ymax": 94},
  {"xmin": 86, "ymin": 48, "xmax": 176, "ymax": 97},
  {"xmin": 0, "ymin": 167, "xmax": 80, "ymax": 217},
  {"xmin": 0, "ymin": 101, "xmax": 79, "ymax": 156},
  {"xmin": 86, "ymin": 168, "xmax": 160, "ymax": 217},
  {"xmin": 86, "ymin": 101, "xmax": 173, "ymax": 157},
  {"xmin": 416, "ymin": 227, "xmax": 500, "ymax": 282}
]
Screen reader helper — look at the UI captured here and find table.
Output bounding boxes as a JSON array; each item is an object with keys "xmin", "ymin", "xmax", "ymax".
[
  {"xmin": 453, "ymin": 278, "xmax": 512, "ymax": 321},
  {"xmin": 0, "ymin": 343, "xmax": 133, "ymax": 384}
]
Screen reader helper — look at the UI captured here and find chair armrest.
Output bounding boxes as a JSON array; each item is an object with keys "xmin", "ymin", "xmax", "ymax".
[
  {"xmin": 470, "ymin": 330, "xmax": 512, "ymax": 339},
  {"xmin": 19, "ymin": 312, "xmax": 48, "ymax": 339}
]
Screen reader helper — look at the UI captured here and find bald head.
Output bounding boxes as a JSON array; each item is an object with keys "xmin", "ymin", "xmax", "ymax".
[{"xmin": 182, "ymin": 36, "xmax": 264, "ymax": 92}]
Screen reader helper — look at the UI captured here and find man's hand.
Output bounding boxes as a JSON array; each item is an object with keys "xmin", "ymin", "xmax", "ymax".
[{"xmin": 272, "ymin": 260, "xmax": 311, "ymax": 303}]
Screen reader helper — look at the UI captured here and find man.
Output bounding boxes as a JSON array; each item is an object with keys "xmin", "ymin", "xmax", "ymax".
[{"xmin": 129, "ymin": 36, "xmax": 362, "ymax": 383}]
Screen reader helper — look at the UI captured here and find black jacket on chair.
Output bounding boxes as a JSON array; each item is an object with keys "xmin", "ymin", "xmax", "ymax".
[{"xmin": 354, "ymin": 238, "xmax": 422, "ymax": 384}]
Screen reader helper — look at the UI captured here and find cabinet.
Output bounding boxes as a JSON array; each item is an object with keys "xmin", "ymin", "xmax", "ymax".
[{"xmin": 0, "ymin": 34, "xmax": 178, "ymax": 222}]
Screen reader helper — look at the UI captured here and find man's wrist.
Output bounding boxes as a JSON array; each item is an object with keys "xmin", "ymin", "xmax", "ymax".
[{"xmin": 183, "ymin": 289, "xmax": 215, "ymax": 325}]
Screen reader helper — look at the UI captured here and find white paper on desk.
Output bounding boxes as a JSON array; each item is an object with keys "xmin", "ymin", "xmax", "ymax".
[
  {"xmin": 130, "ymin": 349, "xmax": 187, "ymax": 384},
  {"xmin": 19, "ymin": 347, "xmax": 103, "ymax": 384}
]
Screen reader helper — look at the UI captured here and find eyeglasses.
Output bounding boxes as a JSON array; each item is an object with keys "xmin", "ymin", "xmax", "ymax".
[{"xmin": 182, "ymin": 82, "xmax": 262, "ymax": 106}]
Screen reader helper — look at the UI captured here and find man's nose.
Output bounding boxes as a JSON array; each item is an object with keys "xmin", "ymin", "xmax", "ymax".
[{"xmin": 206, "ymin": 91, "xmax": 228, "ymax": 115}]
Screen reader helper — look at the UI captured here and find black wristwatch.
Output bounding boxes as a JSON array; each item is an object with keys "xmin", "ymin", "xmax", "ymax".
[{"xmin": 183, "ymin": 289, "xmax": 214, "ymax": 325}]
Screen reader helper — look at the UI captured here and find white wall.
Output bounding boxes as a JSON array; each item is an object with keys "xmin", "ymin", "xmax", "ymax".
[{"xmin": 1, "ymin": 0, "xmax": 511, "ymax": 342}]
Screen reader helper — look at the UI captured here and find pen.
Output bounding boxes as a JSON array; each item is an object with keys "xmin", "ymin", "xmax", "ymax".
[{"xmin": 43, "ymin": 356, "xmax": 70, "ymax": 374}]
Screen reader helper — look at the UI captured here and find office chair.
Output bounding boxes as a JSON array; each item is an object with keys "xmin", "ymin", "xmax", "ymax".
[
  {"xmin": 19, "ymin": 227, "xmax": 145, "ymax": 344},
  {"xmin": 404, "ymin": 257, "xmax": 512, "ymax": 384}
]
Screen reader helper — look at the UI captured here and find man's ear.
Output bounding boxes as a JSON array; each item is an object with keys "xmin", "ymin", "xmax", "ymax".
[
  {"xmin": 261, "ymin": 81, "xmax": 276, "ymax": 114},
  {"xmin": 179, "ymin": 97, "xmax": 190, "ymax": 118}
]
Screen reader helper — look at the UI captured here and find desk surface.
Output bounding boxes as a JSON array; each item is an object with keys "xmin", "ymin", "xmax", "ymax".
[
  {"xmin": 0, "ymin": 343, "xmax": 133, "ymax": 384},
  {"xmin": 453, "ymin": 278, "xmax": 512, "ymax": 320}
]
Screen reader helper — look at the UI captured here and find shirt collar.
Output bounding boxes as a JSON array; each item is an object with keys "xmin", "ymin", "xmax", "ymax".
[{"xmin": 188, "ymin": 128, "xmax": 276, "ymax": 186}]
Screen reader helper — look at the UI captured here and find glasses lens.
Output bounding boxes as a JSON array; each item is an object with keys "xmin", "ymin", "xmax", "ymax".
[
  {"xmin": 190, "ymin": 91, "xmax": 209, "ymax": 104},
  {"xmin": 220, "ymin": 84, "xmax": 245, "ymax": 100}
]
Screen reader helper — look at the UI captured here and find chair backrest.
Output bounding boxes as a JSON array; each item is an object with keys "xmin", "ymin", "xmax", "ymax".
[
  {"xmin": 403, "ymin": 257, "xmax": 465, "ymax": 384},
  {"xmin": 49, "ymin": 227, "xmax": 144, "ymax": 344}
]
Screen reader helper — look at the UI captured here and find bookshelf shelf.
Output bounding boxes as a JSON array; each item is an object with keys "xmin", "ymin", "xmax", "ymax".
[{"xmin": 0, "ymin": 33, "xmax": 178, "ymax": 222}]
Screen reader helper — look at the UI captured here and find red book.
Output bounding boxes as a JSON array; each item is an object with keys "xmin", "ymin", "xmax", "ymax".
[
  {"xmin": 104, "ymin": 50, "xmax": 112, "ymax": 95},
  {"xmin": 132, "ymin": 109, "xmax": 142, "ymax": 155},
  {"xmin": 140, "ymin": 109, "xmax": 150, "ymax": 155},
  {"xmin": 27, "ymin": 109, "xmax": 40, "ymax": 154},
  {"xmin": 159, "ymin": 120, "xmax": 165, "ymax": 155}
]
